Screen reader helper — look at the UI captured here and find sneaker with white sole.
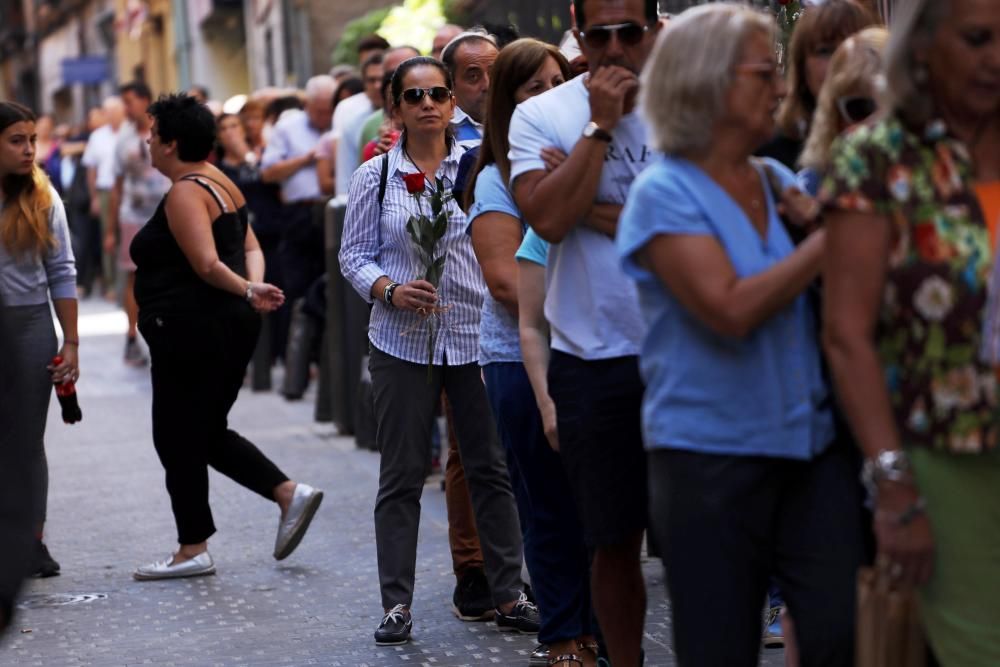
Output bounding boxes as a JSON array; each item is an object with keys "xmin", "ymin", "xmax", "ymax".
[
  {"xmin": 495, "ymin": 591, "xmax": 541, "ymax": 634},
  {"xmin": 134, "ymin": 551, "xmax": 215, "ymax": 581},
  {"xmin": 374, "ymin": 604, "xmax": 412, "ymax": 646}
]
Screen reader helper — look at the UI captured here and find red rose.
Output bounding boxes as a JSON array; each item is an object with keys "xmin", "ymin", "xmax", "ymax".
[{"xmin": 403, "ymin": 172, "xmax": 426, "ymax": 194}]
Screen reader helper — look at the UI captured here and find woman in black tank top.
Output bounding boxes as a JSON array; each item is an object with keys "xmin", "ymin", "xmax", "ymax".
[{"xmin": 129, "ymin": 94, "xmax": 323, "ymax": 581}]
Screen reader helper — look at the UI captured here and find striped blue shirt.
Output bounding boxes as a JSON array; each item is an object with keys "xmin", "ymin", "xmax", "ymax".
[{"xmin": 339, "ymin": 140, "xmax": 485, "ymax": 366}]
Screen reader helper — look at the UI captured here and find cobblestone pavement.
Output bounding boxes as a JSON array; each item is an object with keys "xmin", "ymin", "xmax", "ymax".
[{"xmin": 4, "ymin": 299, "xmax": 784, "ymax": 667}]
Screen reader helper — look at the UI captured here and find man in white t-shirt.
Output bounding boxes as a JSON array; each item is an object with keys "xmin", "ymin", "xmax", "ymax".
[
  {"xmin": 509, "ymin": 1, "xmax": 662, "ymax": 664},
  {"xmin": 82, "ymin": 95, "xmax": 125, "ymax": 298}
]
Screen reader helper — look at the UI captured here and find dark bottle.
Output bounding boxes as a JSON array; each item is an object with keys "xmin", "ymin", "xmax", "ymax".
[{"xmin": 51, "ymin": 355, "xmax": 83, "ymax": 424}]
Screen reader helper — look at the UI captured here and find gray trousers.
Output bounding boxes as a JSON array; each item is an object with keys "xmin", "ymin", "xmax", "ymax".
[
  {"xmin": 0, "ymin": 303, "xmax": 54, "ymax": 629},
  {"xmin": 369, "ymin": 345, "xmax": 523, "ymax": 610}
]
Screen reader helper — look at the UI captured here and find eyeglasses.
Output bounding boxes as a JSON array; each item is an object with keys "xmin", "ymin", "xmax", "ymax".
[
  {"xmin": 736, "ymin": 62, "xmax": 783, "ymax": 85},
  {"xmin": 399, "ymin": 87, "xmax": 453, "ymax": 105},
  {"xmin": 836, "ymin": 95, "xmax": 877, "ymax": 124},
  {"xmin": 579, "ymin": 22, "xmax": 650, "ymax": 49}
]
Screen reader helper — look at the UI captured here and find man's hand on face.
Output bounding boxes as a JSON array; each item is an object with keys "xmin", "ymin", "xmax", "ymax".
[{"xmin": 587, "ymin": 65, "xmax": 639, "ymax": 132}]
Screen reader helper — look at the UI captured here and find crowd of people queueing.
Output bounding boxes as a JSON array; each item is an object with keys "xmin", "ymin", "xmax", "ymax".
[{"xmin": 2, "ymin": 0, "xmax": 1000, "ymax": 666}]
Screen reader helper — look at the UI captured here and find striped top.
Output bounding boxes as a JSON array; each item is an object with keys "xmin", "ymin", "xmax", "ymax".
[{"xmin": 339, "ymin": 139, "xmax": 485, "ymax": 366}]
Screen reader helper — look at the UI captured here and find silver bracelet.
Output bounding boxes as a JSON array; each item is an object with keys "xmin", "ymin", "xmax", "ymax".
[{"xmin": 861, "ymin": 449, "xmax": 914, "ymax": 497}]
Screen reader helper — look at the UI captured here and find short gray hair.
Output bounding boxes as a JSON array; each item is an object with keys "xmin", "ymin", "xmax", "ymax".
[
  {"xmin": 440, "ymin": 28, "xmax": 497, "ymax": 76},
  {"xmin": 640, "ymin": 3, "xmax": 774, "ymax": 157},
  {"xmin": 884, "ymin": 0, "xmax": 951, "ymax": 129},
  {"xmin": 304, "ymin": 75, "xmax": 337, "ymax": 102}
]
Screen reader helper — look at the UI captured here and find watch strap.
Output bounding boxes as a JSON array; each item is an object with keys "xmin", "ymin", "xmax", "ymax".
[{"xmin": 584, "ymin": 121, "xmax": 613, "ymax": 143}]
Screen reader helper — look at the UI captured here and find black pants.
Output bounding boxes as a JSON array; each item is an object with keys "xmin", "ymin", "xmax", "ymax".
[
  {"xmin": 547, "ymin": 351, "xmax": 647, "ymax": 548},
  {"xmin": 255, "ymin": 226, "xmax": 287, "ymax": 362},
  {"xmin": 0, "ymin": 304, "xmax": 47, "ymax": 629},
  {"xmin": 649, "ymin": 441, "xmax": 866, "ymax": 667},
  {"xmin": 141, "ymin": 303, "xmax": 289, "ymax": 545},
  {"xmin": 278, "ymin": 203, "xmax": 325, "ymax": 310}
]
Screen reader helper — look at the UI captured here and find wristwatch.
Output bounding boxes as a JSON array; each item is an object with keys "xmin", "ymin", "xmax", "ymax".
[
  {"xmin": 861, "ymin": 449, "xmax": 913, "ymax": 496},
  {"xmin": 384, "ymin": 282, "xmax": 399, "ymax": 307},
  {"xmin": 582, "ymin": 121, "xmax": 613, "ymax": 143},
  {"xmin": 244, "ymin": 282, "xmax": 254, "ymax": 303}
]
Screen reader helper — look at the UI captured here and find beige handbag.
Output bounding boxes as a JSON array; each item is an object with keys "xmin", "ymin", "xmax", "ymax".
[{"xmin": 855, "ymin": 563, "xmax": 927, "ymax": 667}]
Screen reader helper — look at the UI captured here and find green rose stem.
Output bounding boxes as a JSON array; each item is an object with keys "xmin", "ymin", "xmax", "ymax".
[{"xmin": 404, "ymin": 176, "xmax": 451, "ymax": 383}]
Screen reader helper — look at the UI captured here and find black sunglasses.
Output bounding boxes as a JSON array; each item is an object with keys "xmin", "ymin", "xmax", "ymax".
[
  {"xmin": 580, "ymin": 22, "xmax": 650, "ymax": 49},
  {"xmin": 399, "ymin": 87, "xmax": 453, "ymax": 105},
  {"xmin": 836, "ymin": 96, "xmax": 877, "ymax": 124}
]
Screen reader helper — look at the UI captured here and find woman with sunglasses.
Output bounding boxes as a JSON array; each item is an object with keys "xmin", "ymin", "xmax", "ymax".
[
  {"xmin": 339, "ymin": 56, "xmax": 536, "ymax": 647},
  {"xmin": 758, "ymin": 0, "xmax": 878, "ymax": 169},
  {"xmin": 617, "ymin": 6, "xmax": 866, "ymax": 664},
  {"xmin": 823, "ymin": 0, "xmax": 1000, "ymax": 663},
  {"xmin": 798, "ymin": 27, "xmax": 888, "ymax": 195}
]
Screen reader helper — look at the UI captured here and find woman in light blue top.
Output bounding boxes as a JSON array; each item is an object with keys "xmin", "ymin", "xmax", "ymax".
[
  {"xmin": 0, "ymin": 102, "xmax": 79, "ymax": 580},
  {"xmin": 465, "ymin": 39, "xmax": 599, "ymax": 667},
  {"xmin": 616, "ymin": 6, "xmax": 865, "ymax": 666}
]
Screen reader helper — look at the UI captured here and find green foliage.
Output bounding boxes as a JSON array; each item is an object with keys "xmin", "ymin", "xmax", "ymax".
[
  {"xmin": 331, "ymin": 7, "xmax": 392, "ymax": 66},
  {"xmin": 441, "ymin": 0, "xmax": 474, "ymax": 25}
]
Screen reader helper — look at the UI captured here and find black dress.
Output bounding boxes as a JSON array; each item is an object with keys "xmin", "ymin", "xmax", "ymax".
[{"xmin": 129, "ymin": 174, "xmax": 287, "ymax": 545}]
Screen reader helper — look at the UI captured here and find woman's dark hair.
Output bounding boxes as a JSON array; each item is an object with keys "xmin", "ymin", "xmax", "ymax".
[
  {"xmin": 0, "ymin": 101, "xmax": 55, "ymax": 257},
  {"xmin": 148, "ymin": 93, "xmax": 217, "ymax": 162},
  {"xmin": 464, "ymin": 39, "xmax": 571, "ymax": 211},
  {"xmin": 390, "ymin": 56, "xmax": 454, "ymax": 109},
  {"xmin": 333, "ymin": 77, "xmax": 365, "ymax": 109}
]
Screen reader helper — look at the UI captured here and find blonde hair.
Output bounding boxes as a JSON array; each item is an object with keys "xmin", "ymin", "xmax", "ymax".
[
  {"xmin": 800, "ymin": 27, "xmax": 889, "ymax": 171},
  {"xmin": 640, "ymin": 3, "xmax": 774, "ymax": 157},
  {"xmin": 884, "ymin": 0, "xmax": 952, "ymax": 130},
  {"xmin": 0, "ymin": 102, "xmax": 55, "ymax": 258},
  {"xmin": 775, "ymin": 0, "xmax": 879, "ymax": 139}
]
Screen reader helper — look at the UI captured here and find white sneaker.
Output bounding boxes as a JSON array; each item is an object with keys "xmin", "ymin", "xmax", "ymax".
[{"xmin": 134, "ymin": 551, "xmax": 215, "ymax": 581}]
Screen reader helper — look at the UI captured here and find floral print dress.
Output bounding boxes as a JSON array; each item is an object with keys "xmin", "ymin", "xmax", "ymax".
[{"xmin": 821, "ymin": 114, "xmax": 999, "ymax": 454}]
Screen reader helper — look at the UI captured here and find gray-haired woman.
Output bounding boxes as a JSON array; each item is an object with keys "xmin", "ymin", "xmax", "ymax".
[
  {"xmin": 822, "ymin": 0, "xmax": 1000, "ymax": 664},
  {"xmin": 617, "ymin": 4, "xmax": 865, "ymax": 665}
]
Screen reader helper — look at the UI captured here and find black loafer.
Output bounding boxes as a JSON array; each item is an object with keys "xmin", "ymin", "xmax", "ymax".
[
  {"xmin": 374, "ymin": 604, "xmax": 412, "ymax": 646},
  {"xmin": 495, "ymin": 592, "xmax": 540, "ymax": 634}
]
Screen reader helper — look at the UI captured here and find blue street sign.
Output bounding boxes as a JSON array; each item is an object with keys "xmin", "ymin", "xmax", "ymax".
[{"xmin": 61, "ymin": 56, "xmax": 111, "ymax": 85}]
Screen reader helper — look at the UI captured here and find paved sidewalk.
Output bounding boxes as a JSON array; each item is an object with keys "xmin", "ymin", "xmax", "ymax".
[{"xmin": 4, "ymin": 299, "xmax": 784, "ymax": 667}]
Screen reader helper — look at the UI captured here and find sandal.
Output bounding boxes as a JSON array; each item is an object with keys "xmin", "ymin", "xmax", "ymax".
[{"xmin": 548, "ymin": 655, "xmax": 585, "ymax": 667}]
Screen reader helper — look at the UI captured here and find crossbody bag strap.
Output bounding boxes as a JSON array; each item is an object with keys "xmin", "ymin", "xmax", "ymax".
[{"xmin": 377, "ymin": 152, "xmax": 390, "ymax": 209}]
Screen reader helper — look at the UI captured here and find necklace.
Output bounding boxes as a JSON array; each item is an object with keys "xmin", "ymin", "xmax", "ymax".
[{"xmin": 402, "ymin": 143, "xmax": 444, "ymax": 190}]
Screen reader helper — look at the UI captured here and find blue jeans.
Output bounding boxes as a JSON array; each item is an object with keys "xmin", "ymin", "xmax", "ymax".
[{"xmin": 483, "ymin": 362, "xmax": 592, "ymax": 645}]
